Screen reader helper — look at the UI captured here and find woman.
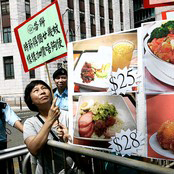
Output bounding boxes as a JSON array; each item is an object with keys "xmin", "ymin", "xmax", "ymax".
[{"xmin": 23, "ymin": 80, "xmax": 70, "ymax": 174}]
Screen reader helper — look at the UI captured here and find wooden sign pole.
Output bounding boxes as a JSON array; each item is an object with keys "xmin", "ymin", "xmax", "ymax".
[{"xmin": 45, "ymin": 63, "xmax": 54, "ymax": 99}]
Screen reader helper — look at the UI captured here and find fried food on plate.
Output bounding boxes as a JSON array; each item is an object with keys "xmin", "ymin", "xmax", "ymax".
[{"xmin": 156, "ymin": 120, "xmax": 174, "ymax": 151}]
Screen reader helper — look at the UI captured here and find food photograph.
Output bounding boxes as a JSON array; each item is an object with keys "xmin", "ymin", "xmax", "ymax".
[
  {"xmin": 143, "ymin": 20, "xmax": 174, "ymax": 93},
  {"xmin": 73, "ymin": 47, "xmax": 112, "ymax": 91},
  {"xmin": 73, "ymin": 94, "xmax": 136, "ymax": 149},
  {"xmin": 72, "ymin": 30, "xmax": 138, "ymax": 93},
  {"xmin": 146, "ymin": 94, "xmax": 174, "ymax": 159}
]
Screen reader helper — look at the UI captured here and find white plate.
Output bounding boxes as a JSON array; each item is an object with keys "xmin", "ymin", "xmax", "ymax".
[
  {"xmin": 73, "ymin": 46, "xmax": 112, "ymax": 90},
  {"xmin": 149, "ymin": 132, "xmax": 174, "ymax": 159},
  {"xmin": 73, "ymin": 95, "xmax": 136, "ymax": 141},
  {"xmin": 144, "ymin": 53, "xmax": 174, "ymax": 86}
]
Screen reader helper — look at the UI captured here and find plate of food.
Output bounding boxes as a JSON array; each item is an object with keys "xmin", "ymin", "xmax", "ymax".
[
  {"xmin": 144, "ymin": 20, "xmax": 174, "ymax": 80},
  {"xmin": 73, "ymin": 95, "xmax": 136, "ymax": 141},
  {"xmin": 73, "ymin": 46, "xmax": 112, "ymax": 90},
  {"xmin": 144, "ymin": 52, "xmax": 174, "ymax": 86},
  {"xmin": 149, "ymin": 120, "xmax": 174, "ymax": 159}
]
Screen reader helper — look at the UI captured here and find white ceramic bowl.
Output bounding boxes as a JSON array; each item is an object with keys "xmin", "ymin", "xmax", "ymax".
[{"xmin": 144, "ymin": 21, "xmax": 174, "ymax": 79}]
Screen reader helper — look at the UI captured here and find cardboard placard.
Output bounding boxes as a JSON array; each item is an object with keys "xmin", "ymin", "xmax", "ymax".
[{"xmin": 14, "ymin": 0, "xmax": 67, "ymax": 72}]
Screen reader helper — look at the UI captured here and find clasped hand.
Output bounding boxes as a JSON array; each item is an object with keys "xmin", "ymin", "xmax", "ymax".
[{"xmin": 57, "ymin": 122, "xmax": 72, "ymax": 143}]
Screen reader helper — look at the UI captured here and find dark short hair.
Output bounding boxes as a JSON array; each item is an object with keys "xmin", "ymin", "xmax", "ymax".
[
  {"xmin": 24, "ymin": 80, "xmax": 51, "ymax": 112},
  {"xmin": 53, "ymin": 68, "xmax": 67, "ymax": 80}
]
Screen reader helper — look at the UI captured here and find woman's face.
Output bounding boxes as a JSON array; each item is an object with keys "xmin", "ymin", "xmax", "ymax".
[{"xmin": 30, "ymin": 84, "xmax": 52, "ymax": 107}]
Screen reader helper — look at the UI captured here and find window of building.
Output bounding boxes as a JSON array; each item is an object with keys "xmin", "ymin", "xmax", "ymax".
[
  {"xmin": 90, "ymin": 0, "xmax": 94, "ymax": 3},
  {"xmin": 99, "ymin": 0, "xmax": 104, "ymax": 6},
  {"xmin": 3, "ymin": 27, "xmax": 12, "ymax": 43},
  {"xmin": 25, "ymin": 0, "xmax": 31, "ymax": 19},
  {"xmin": 90, "ymin": 15, "xmax": 95, "ymax": 25},
  {"xmin": 81, "ymin": 33, "xmax": 86, "ymax": 39},
  {"xmin": 69, "ymin": 29, "xmax": 75, "ymax": 42},
  {"xmin": 80, "ymin": 12, "xmax": 85, "ymax": 23},
  {"xmin": 109, "ymin": 19, "xmax": 113, "ymax": 33},
  {"xmin": 63, "ymin": 60, "xmax": 68, "ymax": 70},
  {"xmin": 100, "ymin": 17, "xmax": 104, "ymax": 28},
  {"xmin": 79, "ymin": 0, "xmax": 85, "ymax": 11},
  {"xmin": 29, "ymin": 69, "xmax": 35, "ymax": 79},
  {"xmin": 68, "ymin": 0, "xmax": 74, "ymax": 9},
  {"xmin": 3, "ymin": 56, "xmax": 15, "ymax": 80},
  {"xmin": 133, "ymin": 0, "xmax": 155, "ymax": 28},
  {"xmin": 1, "ymin": 1, "xmax": 9, "ymax": 15},
  {"xmin": 90, "ymin": 0, "xmax": 95, "ymax": 14},
  {"xmin": 57, "ymin": 63, "xmax": 63, "ymax": 69},
  {"xmin": 108, "ymin": 0, "xmax": 112, "ymax": 9},
  {"xmin": 68, "ymin": 9, "xmax": 74, "ymax": 20}
]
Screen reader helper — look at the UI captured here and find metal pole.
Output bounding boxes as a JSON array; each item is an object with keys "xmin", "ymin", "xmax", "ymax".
[
  {"xmin": 22, "ymin": 153, "xmax": 31, "ymax": 174},
  {"xmin": 20, "ymin": 97, "xmax": 22, "ymax": 110}
]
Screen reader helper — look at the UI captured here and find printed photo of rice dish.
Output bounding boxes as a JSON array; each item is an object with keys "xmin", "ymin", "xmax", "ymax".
[
  {"xmin": 78, "ymin": 99, "xmax": 124, "ymax": 139},
  {"xmin": 74, "ymin": 95, "xmax": 136, "ymax": 141}
]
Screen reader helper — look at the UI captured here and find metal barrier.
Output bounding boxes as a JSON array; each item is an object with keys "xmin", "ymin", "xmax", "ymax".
[
  {"xmin": 21, "ymin": 140, "xmax": 174, "ymax": 174},
  {"xmin": 1, "ymin": 96, "xmax": 25, "ymax": 110},
  {"xmin": 0, "ymin": 145, "xmax": 28, "ymax": 174},
  {"xmin": 1, "ymin": 141, "xmax": 173, "ymax": 174}
]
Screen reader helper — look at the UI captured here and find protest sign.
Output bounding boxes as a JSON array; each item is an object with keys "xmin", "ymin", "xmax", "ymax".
[{"xmin": 14, "ymin": 0, "xmax": 67, "ymax": 72}]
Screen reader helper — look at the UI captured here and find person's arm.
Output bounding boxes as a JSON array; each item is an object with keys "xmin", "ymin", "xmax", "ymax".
[
  {"xmin": 4, "ymin": 103, "xmax": 23, "ymax": 130},
  {"xmin": 25, "ymin": 119, "xmax": 55, "ymax": 155},
  {"xmin": 14, "ymin": 120, "xmax": 23, "ymax": 132},
  {"xmin": 24, "ymin": 98, "xmax": 60, "ymax": 156}
]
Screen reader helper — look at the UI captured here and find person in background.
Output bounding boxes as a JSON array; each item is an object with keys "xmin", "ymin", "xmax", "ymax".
[
  {"xmin": 0, "ymin": 101, "xmax": 23, "ymax": 174},
  {"xmin": 23, "ymin": 80, "xmax": 70, "ymax": 174},
  {"xmin": 53, "ymin": 68, "xmax": 68, "ymax": 111}
]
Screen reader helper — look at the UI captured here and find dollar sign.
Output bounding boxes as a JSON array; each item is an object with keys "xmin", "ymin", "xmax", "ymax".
[
  {"xmin": 109, "ymin": 75, "xmax": 118, "ymax": 95},
  {"xmin": 113, "ymin": 137, "xmax": 122, "ymax": 153}
]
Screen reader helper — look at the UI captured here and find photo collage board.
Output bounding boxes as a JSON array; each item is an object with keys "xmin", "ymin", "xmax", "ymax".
[{"xmin": 67, "ymin": 19, "xmax": 174, "ymax": 161}]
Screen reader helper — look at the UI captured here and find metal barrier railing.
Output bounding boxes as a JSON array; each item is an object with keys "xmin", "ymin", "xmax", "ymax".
[
  {"xmin": 0, "ymin": 145, "xmax": 28, "ymax": 174},
  {"xmin": 21, "ymin": 140, "xmax": 174, "ymax": 174},
  {"xmin": 0, "ymin": 96, "xmax": 25, "ymax": 110},
  {"xmin": 1, "ymin": 141, "xmax": 174, "ymax": 174}
]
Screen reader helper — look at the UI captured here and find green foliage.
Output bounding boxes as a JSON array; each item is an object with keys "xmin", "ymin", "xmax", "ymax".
[
  {"xmin": 162, "ymin": 20, "xmax": 174, "ymax": 31},
  {"xmin": 148, "ymin": 27, "xmax": 169, "ymax": 42}
]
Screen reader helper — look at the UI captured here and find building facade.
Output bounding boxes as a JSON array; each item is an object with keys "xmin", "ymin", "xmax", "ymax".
[
  {"xmin": 133, "ymin": 0, "xmax": 174, "ymax": 28},
  {"xmin": 133, "ymin": 0, "xmax": 155, "ymax": 28},
  {"xmin": 2, "ymin": 0, "xmax": 172, "ymax": 100}
]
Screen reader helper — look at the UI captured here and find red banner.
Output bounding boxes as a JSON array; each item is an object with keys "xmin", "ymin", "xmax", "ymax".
[{"xmin": 144, "ymin": 0, "xmax": 174, "ymax": 8}]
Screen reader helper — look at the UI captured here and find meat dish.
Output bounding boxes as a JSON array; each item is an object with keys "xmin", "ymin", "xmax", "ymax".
[
  {"xmin": 81, "ymin": 62, "xmax": 95, "ymax": 83},
  {"xmin": 81, "ymin": 62, "xmax": 110, "ymax": 83},
  {"xmin": 148, "ymin": 20, "xmax": 174, "ymax": 64},
  {"xmin": 78, "ymin": 100, "xmax": 123, "ymax": 139}
]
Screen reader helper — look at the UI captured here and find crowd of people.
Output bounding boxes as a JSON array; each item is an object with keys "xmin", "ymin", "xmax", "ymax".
[{"xmin": 0, "ymin": 67, "xmax": 70, "ymax": 174}]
